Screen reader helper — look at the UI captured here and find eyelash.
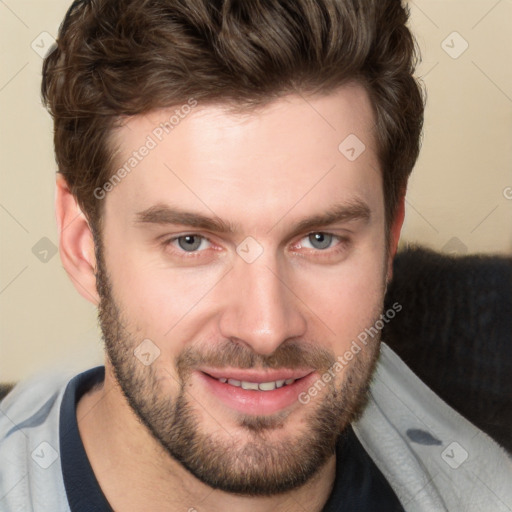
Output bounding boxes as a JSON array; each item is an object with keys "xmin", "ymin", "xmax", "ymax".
[{"xmin": 161, "ymin": 232, "xmax": 350, "ymax": 259}]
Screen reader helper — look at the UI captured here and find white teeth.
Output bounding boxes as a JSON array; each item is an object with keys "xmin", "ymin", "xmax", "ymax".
[
  {"xmin": 241, "ymin": 381, "xmax": 259, "ymax": 390},
  {"xmin": 219, "ymin": 377, "xmax": 296, "ymax": 391},
  {"xmin": 258, "ymin": 381, "xmax": 276, "ymax": 391}
]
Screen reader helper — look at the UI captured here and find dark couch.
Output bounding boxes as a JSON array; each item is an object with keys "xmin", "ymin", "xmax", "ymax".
[{"xmin": 383, "ymin": 246, "xmax": 512, "ymax": 454}]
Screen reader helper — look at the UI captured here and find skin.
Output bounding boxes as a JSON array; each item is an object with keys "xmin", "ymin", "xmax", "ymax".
[{"xmin": 56, "ymin": 83, "xmax": 405, "ymax": 512}]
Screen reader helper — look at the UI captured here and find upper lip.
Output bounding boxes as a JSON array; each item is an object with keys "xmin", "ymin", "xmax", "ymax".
[{"xmin": 199, "ymin": 368, "xmax": 314, "ymax": 383}]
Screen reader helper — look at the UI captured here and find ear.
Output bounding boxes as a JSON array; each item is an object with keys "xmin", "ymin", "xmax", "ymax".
[
  {"xmin": 55, "ymin": 174, "xmax": 99, "ymax": 305},
  {"xmin": 386, "ymin": 194, "xmax": 406, "ymax": 283}
]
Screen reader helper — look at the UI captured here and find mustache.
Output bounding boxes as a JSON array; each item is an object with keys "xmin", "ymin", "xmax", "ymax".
[{"xmin": 176, "ymin": 339, "xmax": 336, "ymax": 377}]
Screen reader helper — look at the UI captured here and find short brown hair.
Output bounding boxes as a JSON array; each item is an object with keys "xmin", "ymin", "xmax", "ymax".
[{"xmin": 42, "ymin": 0, "xmax": 424, "ymax": 233}]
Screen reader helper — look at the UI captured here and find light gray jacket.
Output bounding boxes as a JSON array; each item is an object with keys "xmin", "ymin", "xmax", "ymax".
[{"xmin": 0, "ymin": 343, "xmax": 510, "ymax": 511}]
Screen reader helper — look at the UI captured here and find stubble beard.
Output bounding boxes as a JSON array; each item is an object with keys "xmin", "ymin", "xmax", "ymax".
[{"xmin": 94, "ymin": 240, "xmax": 382, "ymax": 496}]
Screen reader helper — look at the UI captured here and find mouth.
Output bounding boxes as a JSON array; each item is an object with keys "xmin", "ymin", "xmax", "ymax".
[
  {"xmin": 215, "ymin": 377, "xmax": 298, "ymax": 391},
  {"xmin": 195, "ymin": 368, "xmax": 317, "ymax": 416}
]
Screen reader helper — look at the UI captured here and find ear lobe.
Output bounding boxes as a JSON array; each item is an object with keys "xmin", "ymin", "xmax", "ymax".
[
  {"xmin": 386, "ymin": 194, "xmax": 406, "ymax": 283},
  {"xmin": 55, "ymin": 174, "xmax": 99, "ymax": 305}
]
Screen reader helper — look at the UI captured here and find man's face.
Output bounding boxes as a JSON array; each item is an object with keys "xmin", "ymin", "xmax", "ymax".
[{"xmin": 96, "ymin": 84, "xmax": 389, "ymax": 495}]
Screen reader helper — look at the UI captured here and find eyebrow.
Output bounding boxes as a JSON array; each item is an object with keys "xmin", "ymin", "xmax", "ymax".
[
  {"xmin": 285, "ymin": 200, "xmax": 371, "ymax": 237},
  {"xmin": 135, "ymin": 206, "xmax": 236, "ymax": 233},
  {"xmin": 134, "ymin": 200, "xmax": 371, "ymax": 235}
]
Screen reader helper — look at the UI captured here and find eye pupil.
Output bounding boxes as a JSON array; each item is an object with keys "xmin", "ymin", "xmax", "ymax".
[{"xmin": 308, "ymin": 232, "xmax": 332, "ymax": 250}]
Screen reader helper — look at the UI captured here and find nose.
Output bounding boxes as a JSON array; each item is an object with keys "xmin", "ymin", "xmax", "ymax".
[{"xmin": 218, "ymin": 255, "xmax": 307, "ymax": 356}]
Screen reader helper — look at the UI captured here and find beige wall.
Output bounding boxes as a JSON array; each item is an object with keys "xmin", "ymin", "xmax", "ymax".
[{"xmin": 1, "ymin": 0, "xmax": 511, "ymax": 382}]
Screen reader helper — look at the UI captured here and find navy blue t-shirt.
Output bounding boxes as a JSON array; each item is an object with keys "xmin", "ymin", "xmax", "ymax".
[{"xmin": 60, "ymin": 367, "xmax": 405, "ymax": 511}]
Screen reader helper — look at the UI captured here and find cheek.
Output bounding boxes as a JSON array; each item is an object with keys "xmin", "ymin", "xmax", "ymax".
[
  {"xmin": 293, "ymin": 246, "xmax": 386, "ymax": 348},
  {"xmin": 105, "ymin": 249, "xmax": 226, "ymax": 344}
]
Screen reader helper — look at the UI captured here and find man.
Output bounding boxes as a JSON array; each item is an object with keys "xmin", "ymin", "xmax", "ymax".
[{"xmin": 0, "ymin": 0, "xmax": 510, "ymax": 510}]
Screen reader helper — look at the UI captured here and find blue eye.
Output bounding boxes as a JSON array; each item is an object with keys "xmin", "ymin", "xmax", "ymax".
[
  {"xmin": 305, "ymin": 233, "xmax": 335, "ymax": 250},
  {"xmin": 174, "ymin": 235, "xmax": 208, "ymax": 252}
]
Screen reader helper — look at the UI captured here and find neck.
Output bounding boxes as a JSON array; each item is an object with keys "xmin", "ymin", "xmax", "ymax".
[{"xmin": 76, "ymin": 365, "xmax": 337, "ymax": 512}]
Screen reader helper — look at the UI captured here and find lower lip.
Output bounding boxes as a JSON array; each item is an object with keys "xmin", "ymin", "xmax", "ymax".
[{"xmin": 196, "ymin": 371, "xmax": 317, "ymax": 416}]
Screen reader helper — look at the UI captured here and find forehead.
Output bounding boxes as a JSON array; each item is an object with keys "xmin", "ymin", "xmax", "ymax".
[{"xmin": 105, "ymin": 84, "xmax": 382, "ymax": 232}]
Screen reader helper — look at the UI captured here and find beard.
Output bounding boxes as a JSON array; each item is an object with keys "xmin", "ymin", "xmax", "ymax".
[{"xmin": 94, "ymin": 237, "xmax": 382, "ymax": 496}]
